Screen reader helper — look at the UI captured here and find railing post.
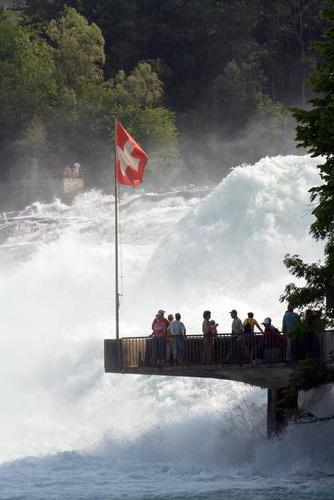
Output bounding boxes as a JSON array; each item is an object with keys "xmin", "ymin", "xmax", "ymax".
[{"xmin": 104, "ymin": 339, "xmax": 122, "ymax": 372}]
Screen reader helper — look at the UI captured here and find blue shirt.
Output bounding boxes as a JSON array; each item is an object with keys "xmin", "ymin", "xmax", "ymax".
[
  {"xmin": 169, "ymin": 320, "xmax": 186, "ymax": 336},
  {"xmin": 282, "ymin": 311, "xmax": 299, "ymax": 333}
]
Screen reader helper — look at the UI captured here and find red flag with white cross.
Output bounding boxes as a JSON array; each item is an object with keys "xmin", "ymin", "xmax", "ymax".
[{"xmin": 115, "ymin": 121, "xmax": 148, "ymax": 186}]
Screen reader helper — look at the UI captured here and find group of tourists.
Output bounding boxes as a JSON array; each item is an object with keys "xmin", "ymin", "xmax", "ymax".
[
  {"xmin": 151, "ymin": 310, "xmax": 186, "ymax": 365},
  {"xmin": 148, "ymin": 305, "xmax": 302, "ymax": 365},
  {"xmin": 63, "ymin": 162, "xmax": 81, "ymax": 178}
]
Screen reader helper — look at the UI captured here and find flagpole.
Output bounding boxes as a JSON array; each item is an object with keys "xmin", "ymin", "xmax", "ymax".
[{"xmin": 114, "ymin": 118, "xmax": 120, "ymax": 340}]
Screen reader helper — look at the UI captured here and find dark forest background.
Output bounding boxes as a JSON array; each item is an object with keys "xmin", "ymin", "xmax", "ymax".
[{"xmin": 0, "ymin": 0, "xmax": 330, "ymax": 199}]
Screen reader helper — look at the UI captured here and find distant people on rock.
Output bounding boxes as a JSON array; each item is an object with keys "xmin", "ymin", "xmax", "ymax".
[
  {"xmin": 63, "ymin": 163, "xmax": 81, "ymax": 178},
  {"xmin": 168, "ymin": 313, "xmax": 186, "ymax": 363},
  {"xmin": 63, "ymin": 165, "xmax": 73, "ymax": 177},
  {"xmin": 282, "ymin": 305, "xmax": 300, "ymax": 335},
  {"xmin": 230, "ymin": 309, "xmax": 243, "ymax": 336},
  {"xmin": 151, "ymin": 309, "xmax": 169, "ymax": 365},
  {"xmin": 202, "ymin": 310, "xmax": 214, "ymax": 363},
  {"xmin": 243, "ymin": 312, "xmax": 263, "ymax": 334},
  {"xmin": 73, "ymin": 162, "xmax": 81, "ymax": 177}
]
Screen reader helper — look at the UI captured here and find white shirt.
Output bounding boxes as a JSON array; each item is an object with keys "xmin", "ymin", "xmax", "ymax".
[
  {"xmin": 73, "ymin": 163, "xmax": 80, "ymax": 176},
  {"xmin": 232, "ymin": 318, "xmax": 243, "ymax": 335},
  {"xmin": 168, "ymin": 320, "xmax": 186, "ymax": 336}
]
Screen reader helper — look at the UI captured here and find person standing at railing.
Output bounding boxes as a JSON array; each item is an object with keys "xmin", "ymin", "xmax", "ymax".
[
  {"xmin": 166, "ymin": 314, "xmax": 174, "ymax": 364},
  {"xmin": 282, "ymin": 305, "xmax": 300, "ymax": 361},
  {"xmin": 262, "ymin": 317, "xmax": 279, "ymax": 336},
  {"xmin": 168, "ymin": 313, "xmax": 186, "ymax": 364},
  {"xmin": 230, "ymin": 310, "xmax": 243, "ymax": 335},
  {"xmin": 282, "ymin": 305, "xmax": 300, "ymax": 334},
  {"xmin": 243, "ymin": 312, "xmax": 263, "ymax": 361},
  {"xmin": 225, "ymin": 309, "xmax": 243, "ymax": 362},
  {"xmin": 260, "ymin": 317, "xmax": 285, "ymax": 360},
  {"xmin": 243, "ymin": 312, "xmax": 263, "ymax": 334},
  {"xmin": 202, "ymin": 310, "xmax": 214, "ymax": 363},
  {"xmin": 151, "ymin": 310, "xmax": 170, "ymax": 366}
]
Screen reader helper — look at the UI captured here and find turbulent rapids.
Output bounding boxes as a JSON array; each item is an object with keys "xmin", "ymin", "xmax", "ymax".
[{"xmin": 0, "ymin": 155, "xmax": 334, "ymax": 499}]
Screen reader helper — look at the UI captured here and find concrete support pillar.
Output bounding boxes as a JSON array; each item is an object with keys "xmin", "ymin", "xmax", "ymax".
[{"xmin": 267, "ymin": 387, "xmax": 298, "ymax": 438}]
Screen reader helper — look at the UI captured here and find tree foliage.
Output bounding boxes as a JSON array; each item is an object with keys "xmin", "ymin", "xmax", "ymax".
[
  {"xmin": 281, "ymin": 7, "xmax": 334, "ymax": 324},
  {"xmin": 0, "ymin": 6, "xmax": 177, "ymax": 187},
  {"xmin": 0, "ymin": 8, "xmax": 58, "ymax": 179},
  {"xmin": 22, "ymin": 0, "xmax": 329, "ymax": 181},
  {"xmin": 47, "ymin": 6, "xmax": 105, "ymax": 91}
]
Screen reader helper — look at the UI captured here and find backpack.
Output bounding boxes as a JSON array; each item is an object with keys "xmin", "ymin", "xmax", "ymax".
[{"xmin": 243, "ymin": 321, "xmax": 252, "ymax": 334}]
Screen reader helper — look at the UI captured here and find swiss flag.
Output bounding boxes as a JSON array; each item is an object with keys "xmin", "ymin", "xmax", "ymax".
[{"xmin": 116, "ymin": 121, "xmax": 148, "ymax": 186}]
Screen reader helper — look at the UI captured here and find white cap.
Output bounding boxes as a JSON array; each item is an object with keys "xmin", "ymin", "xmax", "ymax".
[{"xmin": 262, "ymin": 317, "xmax": 271, "ymax": 325}]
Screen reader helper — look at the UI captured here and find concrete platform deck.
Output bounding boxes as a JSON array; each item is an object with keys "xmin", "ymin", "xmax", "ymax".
[{"xmin": 114, "ymin": 363, "xmax": 295, "ymax": 388}]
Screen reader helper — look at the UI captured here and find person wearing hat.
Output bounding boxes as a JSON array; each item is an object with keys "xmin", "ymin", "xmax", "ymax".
[
  {"xmin": 253, "ymin": 317, "xmax": 272, "ymax": 361},
  {"xmin": 261, "ymin": 317, "xmax": 278, "ymax": 335},
  {"xmin": 151, "ymin": 310, "xmax": 170, "ymax": 366},
  {"xmin": 230, "ymin": 310, "xmax": 243, "ymax": 335},
  {"xmin": 223, "ymin": 310, "xmax": 243, "ymax": 362},
  {"xmin": 261, "ymin": 317, "xmax": 283, "ymax": 355}
]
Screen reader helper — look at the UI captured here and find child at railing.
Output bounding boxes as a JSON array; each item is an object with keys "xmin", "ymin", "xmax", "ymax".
[{"xmin": 209, "ymin": 320, "xmax": 218, "ymax": 336}]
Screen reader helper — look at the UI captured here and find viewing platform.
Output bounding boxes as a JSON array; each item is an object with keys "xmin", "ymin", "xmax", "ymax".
[
  {"xmin": 105, "ymin": 331, "xmax": 334, "ymax": 387},
  {"xmin": 104, "ymin": 331, "xmax": 334, "ymax": 437},
  {"xmin": 105, "ymin": 333, "xmax": 294, "ymax": 388}
]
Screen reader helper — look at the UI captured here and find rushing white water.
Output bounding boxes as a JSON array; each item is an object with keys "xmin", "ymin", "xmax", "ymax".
[{"xmin": 0, "ymin": 154, "xmax": 333, "ymax": 499}]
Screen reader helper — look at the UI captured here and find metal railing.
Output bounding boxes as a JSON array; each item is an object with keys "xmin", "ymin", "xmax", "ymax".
[{"xmin": 105, "ymin": 333, "xmax": 287, "ymax": 371}]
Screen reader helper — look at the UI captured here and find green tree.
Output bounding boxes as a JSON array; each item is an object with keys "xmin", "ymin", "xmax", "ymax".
[
  {"xmin": 17, "ymin": 115, "xmax": 47, "ymax": 157},
  {"xmin": 0, "ymin": 8, "xmax": 58, "ymax": 179},
  {"xmin": 0, "ymin": 5, "xmax": 178, "ymax": 188},
  {"xmin": 47, "ymin": 6, "xmax": 105, "ymax": 92},
  {"xmin": 259, "ymin": 0, "xmax": 327, "ymax": 106},
  {"xmin": 24, "ymin": 0, "xmax": 327, "ymax": 181},
  {"xmin": 43, "ymin": 9, "xmax": 178, "ymax": 184},
  {"xmin": 209, "ymin": 58, "xmax": 267, "ymax": 133},
  {"xmin": 93, "ymin": 62, "xmax": 178, "ymax": 183},
  {"xmin": 281, "ymin": 7, "xmax": 334, "ymax": 324}
]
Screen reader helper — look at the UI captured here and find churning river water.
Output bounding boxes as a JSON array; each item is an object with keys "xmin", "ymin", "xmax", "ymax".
[{"xmin": 0, "ymin": 155, "xmax": 333, "ymax": 499}]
